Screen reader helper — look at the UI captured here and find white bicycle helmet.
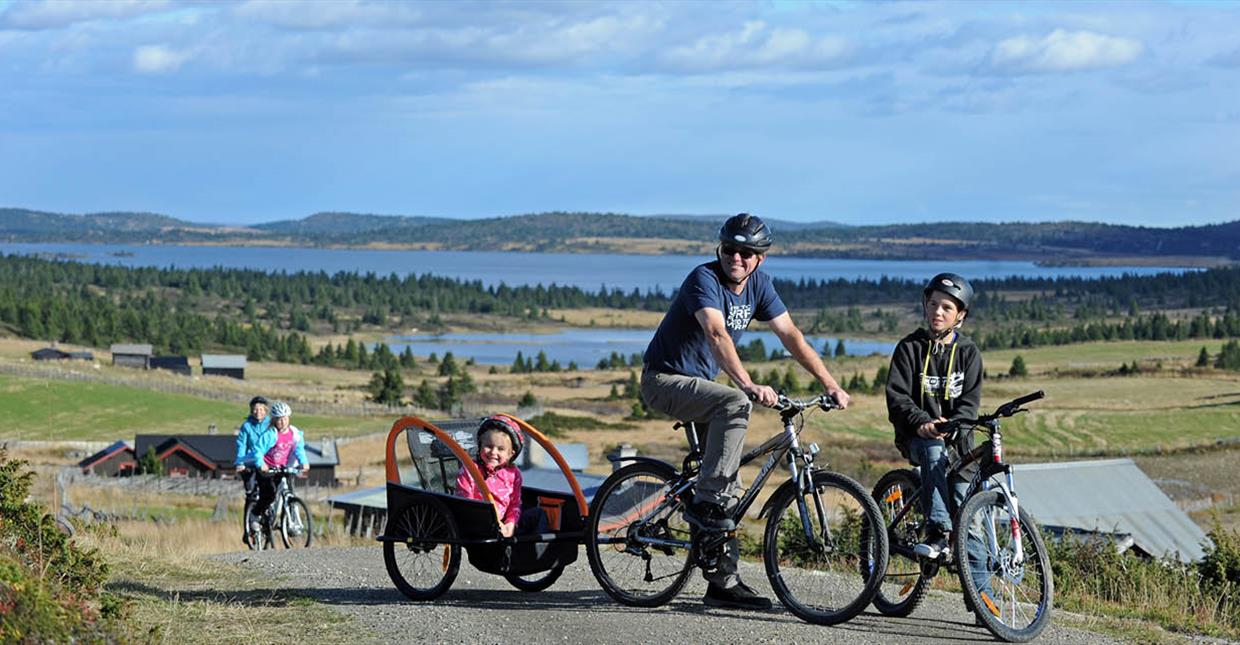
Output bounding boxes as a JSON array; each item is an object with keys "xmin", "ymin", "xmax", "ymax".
[{"xmin": 270, "ymin": 401, "xmax": 292, "ymax": 418}]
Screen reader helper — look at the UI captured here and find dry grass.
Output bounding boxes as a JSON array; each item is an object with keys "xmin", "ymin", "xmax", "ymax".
[{"xmin": 78, "ymin": 521, "xmax": 362, "ymax": 644}]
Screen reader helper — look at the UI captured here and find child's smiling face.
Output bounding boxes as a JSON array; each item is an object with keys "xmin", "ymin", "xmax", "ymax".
[{"xmin": 478, "ymin": 430, "xmax": 515, "ymax": 470}]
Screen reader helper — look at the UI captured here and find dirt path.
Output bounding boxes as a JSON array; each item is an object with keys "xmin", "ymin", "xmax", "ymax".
[{"xmin": 219, "ymin": 546, "xmax": 1115, "ymax": 644}]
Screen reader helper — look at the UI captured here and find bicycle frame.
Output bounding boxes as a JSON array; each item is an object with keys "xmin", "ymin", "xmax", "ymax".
[
  {"xmin": 884, "ymin": 418, "xmax": 1025, "ymax": 567},
  {"xmin": 603, "ymin": 399, "xmax": 829, "ymax": 553}
]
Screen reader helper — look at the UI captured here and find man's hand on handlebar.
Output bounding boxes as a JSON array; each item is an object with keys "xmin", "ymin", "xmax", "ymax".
[
  {"xmin": 744, "ymin": 383, "xmax": 780, "ymax": 408},
  {"xmin": 825, "ymin": 385, "xmax": 851, "ymax": 410}
]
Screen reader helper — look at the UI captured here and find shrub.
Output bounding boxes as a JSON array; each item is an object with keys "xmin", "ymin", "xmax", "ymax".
[{"xmin": 0, "ymin": 450, "xmax": 124, "ymax": 642}]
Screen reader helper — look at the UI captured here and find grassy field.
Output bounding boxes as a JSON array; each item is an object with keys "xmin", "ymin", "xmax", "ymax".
[{"xmin": 0, "ymin": 374, "xmax": 390, "ymax": 441}]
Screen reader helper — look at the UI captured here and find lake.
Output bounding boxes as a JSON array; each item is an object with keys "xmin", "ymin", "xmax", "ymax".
[
  {"xmin": 387, "ymin": 328, "xmax": 895, "ymax": 367},
  {"xmin": 0, "ymin": 242, "xmax": 1189, "ymax": 293}
]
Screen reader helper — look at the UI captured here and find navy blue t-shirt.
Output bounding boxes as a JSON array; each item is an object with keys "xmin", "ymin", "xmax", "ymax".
[{"xmin": 644, "ymin": 261, "xmax": 788, "ymax": 380}]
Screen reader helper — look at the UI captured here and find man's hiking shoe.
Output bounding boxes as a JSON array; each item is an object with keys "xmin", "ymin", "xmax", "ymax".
[
  {"xmin": 703, "ymin": 582, "xmax": 772, "ymax": 611},
  {"xmin": 914, "ymin": 533, "xmax": 950, "ymax": 560},
  {"xmin": 684, "ymin": 500, "xmax": 735, "ymax": 532}
]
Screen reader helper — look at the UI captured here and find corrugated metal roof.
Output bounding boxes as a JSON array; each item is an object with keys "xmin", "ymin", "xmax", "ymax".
[
  {"xmin": 201, "ymin": 354, "xmax": 247, "ymax": 369},
  {"xmin": 1015, "ymin": 458, "xmax": 1210, "ymax": 562},
  {"xmin": 110, "ymin": 344, "xmax": 153, "ymax": 356}
]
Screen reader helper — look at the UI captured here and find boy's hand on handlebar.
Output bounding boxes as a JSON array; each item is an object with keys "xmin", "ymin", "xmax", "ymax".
[
  {"xmin": 744, "ymin": 384, "xmax": 780, "ymax": 408},
  {"xmin": 917, "ymin": 417, "xmax": 949, "ymax": 439},
  {"xmin": 499, "ymin": 522, "xmax": 515, "ymax": 538}
]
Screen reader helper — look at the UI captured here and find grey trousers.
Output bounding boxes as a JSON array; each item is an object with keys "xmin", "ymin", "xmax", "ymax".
[{"xmin": 641, "ymin": 369, "xmax": 753, "ymax": 588}]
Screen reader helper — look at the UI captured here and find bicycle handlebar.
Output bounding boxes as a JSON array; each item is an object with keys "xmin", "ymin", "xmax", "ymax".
[
  {"xmin": 941, "ymin": 390, "xmax": 1044, "ymax": 434},
  {"xmin": 774, "ymin": 394, "xmax": 839, "ymax": 413}
]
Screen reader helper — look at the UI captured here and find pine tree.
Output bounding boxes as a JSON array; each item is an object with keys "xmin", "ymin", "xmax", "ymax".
[
  {"xmin": 1196, "ymin": 346, "xmax": 1211, "ymax": 368},
  {"xmin": 834, "ymin": 339, "xmax": 847, "ymax": 358},
  {"xmin": 368, "ymin": 368, "xmax": 405, "ymax": 405},
  {"xmin": 1009, "ymin": 355, "xmax": 1028, "ymax": 377}
]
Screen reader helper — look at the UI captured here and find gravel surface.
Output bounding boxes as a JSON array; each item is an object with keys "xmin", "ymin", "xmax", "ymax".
[{"xmin": 217, "ymin": 546, "xmax": 1116, "ymax": 644}]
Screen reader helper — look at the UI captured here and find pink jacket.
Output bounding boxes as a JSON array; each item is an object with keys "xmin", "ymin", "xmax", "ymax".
[{"xmin": 455, "ymin": 461, "xmax": 523, "ymax": 527}]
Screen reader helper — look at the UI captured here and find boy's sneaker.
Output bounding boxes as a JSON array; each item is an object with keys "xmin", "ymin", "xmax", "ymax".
[
  {"xmin": 684, "ymin": 500, "xmax": 735, "ymax": 532},
  {"xmin": 703, "ymin": 581, "xmax": 772, "ymax": 611},
  {"xmin": 914, "ymin": 531, "xmax": 950, "ymax": 560}
]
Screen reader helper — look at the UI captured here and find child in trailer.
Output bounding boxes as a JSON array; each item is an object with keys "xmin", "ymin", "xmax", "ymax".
[{"xmin": 455, "ymin": 415, "xmax": 547, "ymax": 537}]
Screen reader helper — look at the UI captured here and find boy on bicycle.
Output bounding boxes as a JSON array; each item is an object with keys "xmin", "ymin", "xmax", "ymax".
[
  {"xmin": 641, "ymin": 213, "xmax": 851, "ymax": 610},
  {"xmin": 885, "ymin": 273, "xmax": 982, "ymax": 560}
]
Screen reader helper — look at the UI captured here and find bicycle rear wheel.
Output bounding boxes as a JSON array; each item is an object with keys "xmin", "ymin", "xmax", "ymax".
[
  {"xmin": 585, "ymin": 462, "xmax": 694, "ymax": 607},
  {"xmin": 280, "ymin": 497, "xmax": 313, "ymax": 549},
  {"xmin": 955, "ymin": 490, "xmax": 1053, "ymax": 643},
  {"xmin": 871, "ymin": 469, "xmax": 933, "ymax": 616},
  {"xmin": 763, "ymin": 470, "xmax": 887, "ymax": 625}
]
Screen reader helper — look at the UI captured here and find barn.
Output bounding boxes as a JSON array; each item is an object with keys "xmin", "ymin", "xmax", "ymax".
[
  {"xmin": 202, "ymin": 354, "xmax": 247, "ymax": 379},
  {"xmin": 150, "ymin": 356, "xmax": 191, "ymax": 376},
  {"xmin": 111, "ymin": 343, "xmax": 153, "ymax": 369}
]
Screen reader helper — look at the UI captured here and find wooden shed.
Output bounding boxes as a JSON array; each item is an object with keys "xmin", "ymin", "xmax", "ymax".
[
  {"xmin": 111, "ymin": 344, "xmax": 153, "ymax": 369},
  {"xmin": 150, "ymin": 356, "xmax": 191, "ymax": 376},
  {"xmin": 202, "ymin": 354, "xmax": 247, "ymax": 379}
]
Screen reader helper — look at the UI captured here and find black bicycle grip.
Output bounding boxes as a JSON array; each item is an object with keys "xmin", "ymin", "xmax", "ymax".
[{"xmin": 1010, "ymin": 390, "xmax": 1045, "ymax": 408}]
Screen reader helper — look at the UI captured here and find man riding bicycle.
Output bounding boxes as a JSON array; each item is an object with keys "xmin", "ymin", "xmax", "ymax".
[{"xmin": 641, "ymin": 213, "xmax": 851, "ymax": 610}]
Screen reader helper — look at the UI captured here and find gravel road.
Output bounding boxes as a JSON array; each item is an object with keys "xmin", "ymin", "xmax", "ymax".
[{"xmin": 218, "ymin": 546, "xmax": 1115, "ymax": 644}]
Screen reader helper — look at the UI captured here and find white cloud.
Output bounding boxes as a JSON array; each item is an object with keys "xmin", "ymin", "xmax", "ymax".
[
  {"xmin": 133, "ymin": 44, "xmax": 189, "ymax": 74},
  {"xmin": 662, "ymin": 21, "xmax": 851, "ymax": 72},
  {"xmin": 0, "ymin": 0, "xmax": 168, "ymax": 30},
  {"xmin": 989, "ymin": 29, "xmax": 1143, "ymax": 73},
  {"xmin": 231, "ymin": 0, "xmax": 422, "ymax": 31}
]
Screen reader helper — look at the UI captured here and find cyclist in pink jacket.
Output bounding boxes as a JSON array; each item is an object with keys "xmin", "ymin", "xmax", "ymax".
[{"xmin": 455, "ymin": 415, "xmax": 546, "ymax": 537}]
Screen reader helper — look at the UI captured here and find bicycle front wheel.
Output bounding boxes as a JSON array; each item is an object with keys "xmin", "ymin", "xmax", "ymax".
[
  {"xmin": 383, "ymin": 498, "xmax": 461, "ymax": 601},
  {"xmin": 764, "ymin": 470, "xmax": 888, "ymax": 625},
  {"xmin": 280, "ymin": 497, "xmax": 313, "ymax": 549},
  {"xmin": 955, "ymin": 490, "xmax": 1053, "ymax": 643},
  {"xmin": 871, "ymin": 469, "xmax": 933, "ymax": 616},
  {"xmin": 585, "ymin": 462, "xmax": 694, "ymax": 607}
]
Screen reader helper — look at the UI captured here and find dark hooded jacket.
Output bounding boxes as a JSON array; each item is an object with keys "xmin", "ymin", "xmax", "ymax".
[{"xmin": 886, "ymin": 328, "xmax": 983, "ymax": 456}]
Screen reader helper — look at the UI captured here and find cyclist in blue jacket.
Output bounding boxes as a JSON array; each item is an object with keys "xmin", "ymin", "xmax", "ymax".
[
  {"xmin": 249, "ymin": 401, "xmax": 309, "ymax": 535},
  {"xmin": 235, "ymin": 396, "xmax": 270, "ymax": 543}
]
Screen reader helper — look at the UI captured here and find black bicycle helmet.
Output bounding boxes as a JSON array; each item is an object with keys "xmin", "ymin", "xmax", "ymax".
[
  {"xmin": 249, "ymin": 396, "xmax": 269, "ymax": 408},
  {"xmin": 476, "ymin": 415, "xmax": 525, "ymax": 461},
  {"xmin": 718, "ymin": 213, "xmax": 772, "ymax": 252},
  {"xmin": 923, "ymin": 272, "xmax": 974, "ymax": 311}
]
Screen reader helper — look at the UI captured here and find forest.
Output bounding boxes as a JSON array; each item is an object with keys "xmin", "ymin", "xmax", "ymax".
[{"xmin": 2, "ymin": 253, "xmax": 1240, "ymax": 365}]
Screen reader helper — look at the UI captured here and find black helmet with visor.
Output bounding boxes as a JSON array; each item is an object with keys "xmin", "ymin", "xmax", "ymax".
[{"xmin": 718, "ymin": 213, "xmax": 772, "ymax": 253}]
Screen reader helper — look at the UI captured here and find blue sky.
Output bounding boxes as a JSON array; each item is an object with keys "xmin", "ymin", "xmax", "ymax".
[{"xmin": 0, "ymin": 0, "xmax": 1237, "ymax": 227}]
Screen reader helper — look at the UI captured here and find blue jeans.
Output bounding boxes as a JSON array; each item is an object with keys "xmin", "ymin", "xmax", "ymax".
[{"xmin": 907, "ymin": 436, "xmax": 993, "ymax": 598}]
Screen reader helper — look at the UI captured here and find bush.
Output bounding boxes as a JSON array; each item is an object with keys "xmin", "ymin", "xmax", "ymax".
[
  {"xmin": 1200, "ymin": 523, "xmax": 1240, "ymax": 589},
  {"xmin": 0, "ymin": 450, "xmax": 124, "ymax": 642},
  {"xmin": 1009, "ymin": 355, "xmax": 1028, "ymax": 377}
]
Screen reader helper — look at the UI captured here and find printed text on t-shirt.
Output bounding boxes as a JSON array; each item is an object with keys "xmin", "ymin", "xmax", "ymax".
[{"xmin": 726, "ymin": 304, "xmax": 753, "ymax": 331}]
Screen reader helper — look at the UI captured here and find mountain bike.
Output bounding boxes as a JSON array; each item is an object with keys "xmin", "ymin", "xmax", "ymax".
[
  {"xmin": 248, "ymin": 467, "xmax": 314, "ymax": 551},
  {"xmin": 585, "ymin": 394, "xmax": 887, "ymax": 625},
  {"xmin": 871, "ymin": 391, "xmax": 1052, "ymax": 643}
]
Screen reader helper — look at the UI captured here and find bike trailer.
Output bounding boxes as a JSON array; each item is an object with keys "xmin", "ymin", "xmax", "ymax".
[{"xmin": 379, "ymin": 414, "xmax": 589, "ymax": 596}]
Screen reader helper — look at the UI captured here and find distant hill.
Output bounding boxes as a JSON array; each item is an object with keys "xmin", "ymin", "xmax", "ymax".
[
  {"xmin": 253, "ymin": 211, "xmax": 452, "ymax": 236},
  {"xmin": 0, "ymin": 207, "xmax": 1236, "ymax": 263},
  {"xmin": 0, "ymin": 208, "xmax": 208, "ymax": 240}
]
